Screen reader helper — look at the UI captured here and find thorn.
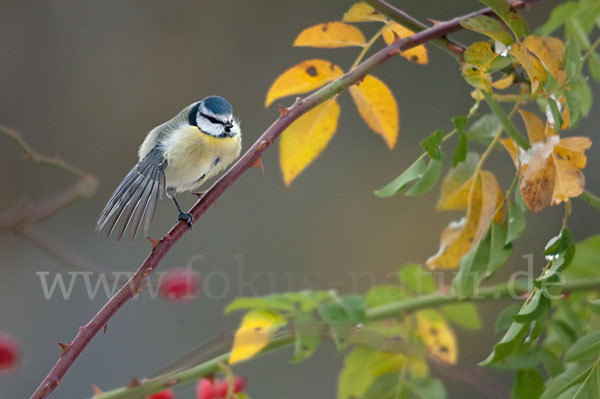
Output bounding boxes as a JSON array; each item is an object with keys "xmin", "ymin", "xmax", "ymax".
[
  {"xmin": 388, "ymin": 48, "xmax": 402, "ymax": 56},
  {"xmin": 147, "ymin": 237, "xmax": 160, "ymax": 249},
  {"xmin": 257, "ymin": 140, "xmax": 268, "ymax": 151},
  {"xmin": 391, "ymin": 29, "xmax": 400, "ymax": 41},
  {"xmin": 192, "ymin": 191, "xmax": 205, "ymax": 198},
  {"xmin": 103, "ymin": 324, "xmax": 108, "ymax": 334},
  {"xmin": 278, "ymin": 104, "xmax": 289, "ymax": 118},
  {"xmin": 427, "ymin": 18, "xmax": 442, "ymax": 25},
  {"xmin": 213, "ymin": 200, "xmax": 218, "ymax": 209},
  {"xmin": 58, "ymin": 341, "xmax": 72, "ymax": 356},
  {"xmin": 128, "ymin": 377, "xmax": 140, "ymax": 388},
  {"xmin": 295, "ymin": 96, "xmax": 303, "ymax": 105},
  {"xmin": 92, "ymin": 385, "xmax": 103, "ymax": 397},
  {"xmin": 164, "ymin": 378, "xmax": 179, "ymax": 387},
  {"xmin": 252, "ymin": 157, "xmax": 264, "ymax": 173},
  {"xmin": 355, "ymin": 75, "xmax": 366, "ymax": 86},
  {"xmin": 40, "ymin": 383, "xmax": 53, "ymax": 397}
]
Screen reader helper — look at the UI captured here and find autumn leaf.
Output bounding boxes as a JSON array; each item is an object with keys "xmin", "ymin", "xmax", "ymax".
[
  {"xmin": 349, "ymin": 75, "xmax": 399, "ymax": 149},
  {"xmin": 265, "ymin": 59, "xmax": 344, "ymax": 107},
  {"xmin": 293, "ymin": 22, "xmax": 366, "ymax": 48},
  {"xmin": 520, "ymin": 143, "xmax": 557, "ymax": 212},
  {"xmin": 555, "ymin": 136, "xmax": 592, "ymax": 168},
  {"xmin": 229, "ymin": 309, "xmax": 287, "ymax": 364},
  {"xmin": 552, "ymin": 158, "xmax": 585, "ymax": 204},
  {"xmin": 518, "ymin": 109, "xmax": 548, "ymax": 143},
  {"xmin": 427, "ymin": 171, "xmax": 502, "ymax": 269},
  {"xmin": 509, "ymin": 42, "xmax": 547, "ymax": 92},
  {"xmin": 382, "ymin": 23, "xmax": 428, "ymax": 64},
  {"xmin": 342, "ymin": 2, "xmax": 387, "ymax": 22},
  {"xmin": 416, "ymin": 310, "xmax": 458, "ymax": 364},
  {"xmin": 492, "ymin": 74, "xmax": 514, "ymax": 89},
  {"xmin": 523, "ymin": 35, "xmax": 566, "ymax": 85},
  {"xmin": 280, "ymin": 98, "xmax": 340, "ymax": 186}
]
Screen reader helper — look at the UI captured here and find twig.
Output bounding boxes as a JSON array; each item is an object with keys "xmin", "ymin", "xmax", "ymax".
[
  {"xmin": 95, "ymin": 276, "xmax": 600, "ymax": 398},
  {"xmin": 29, "ymin": 2, "xmax": 547, "ymax": 398},
  {"xmin": 579, "ymin": 189, "xmax": 600, "ymax": 212}
]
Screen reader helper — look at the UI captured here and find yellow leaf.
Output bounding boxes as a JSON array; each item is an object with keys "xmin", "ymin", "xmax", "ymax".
[
  {"xmin": 552, "ymin": 157, "xmax": 585, "ymax": 204},
  {"xmin": 349, "ymin": 75, "xmax": 399, "ymax": 149},
  {"xmin": 416, "ymin": 310, "xmax": 458, "ymax": 364},
  {"xmin": 462, "ymin": 64, "xmax": 492, "ymax": 92},
  {"xmin": 555, "ymin": 136, "xmax": 592, "ymax": 168},
  {"xmin": 427, "ymin": 171, "xmax": 501, "ymax": 269},
  {"xmin": 293, "ymin": 22, "xmax": 366, "ymax": 48},
  {"xmin": 492, "ymin": 74, "xmax": 514, "ymax": 89},
  {"xmin": 280, "ymin": 98, "xmax": 340, "ymax": 186},
  {"xmin": 518, "ymin": 109, "xmax": 547, "ymax": 143},
  {"xmin": 382, "ymin": 23, "xmax": 428, "ymax": 64},
  {"xmin": 509, "ymin": 43, "xmax": 547, "ymax": 93},
  {"xmin": 463, "ymin": 42, "xmax": 498, "ymax": 70},
  {"xmin": 342, "ymin": 2, "xmax": 387, "ymax": 22},
  {"xmin": 519, "ymin": 138, "xmax": 557, "ymax": 212},
  {"xmin": 265, "ymin": 59, "xmax": 344, "ymax": 107},
  {"xmin": 501, "ymin": 138, "xmax": 519, "ymax": 166},
  {"xmin": 523, "ymin": 35, "xmax": 566, "ymax": 86},
  {"xmin": 229, "ymin": 309, "xmax": 287, "ymax": 364}
]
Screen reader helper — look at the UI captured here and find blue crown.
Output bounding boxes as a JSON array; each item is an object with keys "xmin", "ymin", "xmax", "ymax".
[{"xmin": 203, "ymin": 96, "xmax": 232, "ymax": 116}]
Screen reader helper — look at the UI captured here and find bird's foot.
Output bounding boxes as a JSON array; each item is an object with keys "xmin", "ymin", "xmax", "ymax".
[{"xmin": 178, "ymin": 212, "xmax": 194, "ymax": 228}]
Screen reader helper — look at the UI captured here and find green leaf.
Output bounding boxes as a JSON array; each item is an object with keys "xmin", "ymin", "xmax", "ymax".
[
  {"xmin": 564, "ymin": 80, "xmax": 592, "ymax": 127},
  {"xmin": 511, "ymin": 289, "xmax": 550, "ymax": 323},
  {"xmin": 452, "ymin": 228, "xmax": 491, "ymax": 297},
  {"xmin": 564, "ymin": 39, "xmax": 583, "ymax": 81},
  {"xmin": 461, "ymin": 15, "xmax": 514, "ymax": 46},
  {"xmin": 566, "ymin": 17, "xmax": 591, "ymax": 50},
  {"xmin": 511, "ymin": 369, "xmax": 544, "ymax": 399},
  {"xmin": 541, "ymin": 361, "xmax": 595, "ymax": 399},
  {"xmin": 338, "ymin": 346, "xmax": 403, "ymax": 399},
  {"xmin": 466, "ymin": 114, "xmax": 501, "ymax": 145},
  {"xmin": 536, "ymin": 1, "xmax": 578, "ymax": 36},
  {"xmin": 506, "ymin": 200, "xmax": 526, "ymax": 244},
  {"xmin": 291, "ymin": 311, "xmax": 321, "ymax": 363},
  {"xmin": 375, "ymin": 158, "xmax": 427, "ymax": 197},
  {"xmin": 589, "ymin": 298, "xmax": 600, "ymax": 315},
  {"xmin": 478, "ymin": 0, "xmax": 529, "ymax": 38},
  {"xmin": 483, "ymin": 91, "xmax": 530, "ymax": 149},
  {"xmin": 339, "ymin": 295, "xmax": 366, "ymax": 324},
  {"xmin": 317, "ymin": 301, "xmax": 351, "ymax": 348},
  {"xmin": 421, "ymin": 130, "xmax": 445, "ymax": 160},
  {"xmin": 588, "ymin": 52, "xmax": 600, "ymax": 83},
  {"xmin": 565, "ymin": 330, "xmax": 600, "ymax": 363},
  {"xmin": 366, "ymin": 285, "xmax": 409, "ymax": 307},
  {"xmin": 452, "ymin": 130, "xmax": 468, "ymax": 167},
  {"xmin": 495, "ymin": 304, "xmax": 522, "ymax": 333},
  {"xmin": 480, "ymin": 321, "xmax": 529, "ymax": 365},
  {"xmin": 488, "ymin": 222, "xmax": 512, "ymax": 276},
  {"xmin": 362, "ymin": 373, "xmax": 398, "ymax": 399},
  {"xmin": 566, "ymin": 235, "xmax": 600, "ymax": 278},
  {"xmin": 225, "ymin": 295, "xmax": 295, "ymax": 313},
  {"xmin": 452, "ymin": 115, "xmax": 468, "ymax": 131},
  {"xmin": 405, "ymin": 159, "xmax": 443, "ymax": 196},
  {"xmin": 407, "ymin": 377, "xmax": 447, "ymax": 399},
  {"xmin": 398, "ymin": 264, "xmax": 437, "ymax": 294},
  {"xmin": 441, "ymin": 303, "xmax": 482, "ymax": 331},
  {"xmin": 545, "ymin": 97, "xmax": 563, "ymax": 129}
]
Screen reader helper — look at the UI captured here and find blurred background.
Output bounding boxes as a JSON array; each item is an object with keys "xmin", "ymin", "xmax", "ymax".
[{"xmin": 1, "ymin": 0, "xmax": 598, "ymax": 398}]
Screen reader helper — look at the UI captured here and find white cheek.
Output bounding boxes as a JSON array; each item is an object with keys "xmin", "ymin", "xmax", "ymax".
[{"xmin": 197, "ymin": 117, "xmax": 220, "ymax": 136}]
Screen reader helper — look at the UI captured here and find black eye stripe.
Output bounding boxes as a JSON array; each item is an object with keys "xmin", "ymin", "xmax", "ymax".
[{"xmin": 200, "ymin": 112, "xmax": 224, "ymax": 125}]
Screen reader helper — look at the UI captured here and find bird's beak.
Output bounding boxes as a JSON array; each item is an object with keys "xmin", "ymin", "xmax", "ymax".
[{"xmin": 224, "ymin": 121, "xmax": 234, "ymax": 132}]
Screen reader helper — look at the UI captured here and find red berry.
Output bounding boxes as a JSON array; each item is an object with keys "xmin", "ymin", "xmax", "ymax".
[
  {"xmin": 213, "ymin": 379, "xmax": 229, "ymax": 398},
  {"xmin": 148, "ymin": 389, "xmax": 175, "ymax": 399},
  {"xmin": 159, "ymin": 268, "xmax": 199, "ymax": 302},
  {"xmin": 196, "ymin": 378, "xmax": 214, "ymax": 399},
  {"xmin": 233, "ymin": 376, "xmax": 247, "ymax": 393},
  {"xmin": 0, "ymin": 332, "xmax": 19, "ymax": 372}
]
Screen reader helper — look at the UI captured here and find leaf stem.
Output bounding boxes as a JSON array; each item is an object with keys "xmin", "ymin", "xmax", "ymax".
[
  {"xmin": 579, "ymin": 189, "xmax": 600, "ymax": 212},
  {"xmin": 582, "ymin": 36, "xmax": 600, "ymax": 61},
  {"xmin": 97, "ymin": 276, "xmax": 600, "ymax": 398},
  {"xmin": 351, "ymin": 22, "xmax": 392, "ymax": 70}
]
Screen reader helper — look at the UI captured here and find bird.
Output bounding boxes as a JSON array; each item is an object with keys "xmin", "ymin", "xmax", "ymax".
[{"xmin": 96, "ymin": 96, "xmax": 242, "ymax": 241}]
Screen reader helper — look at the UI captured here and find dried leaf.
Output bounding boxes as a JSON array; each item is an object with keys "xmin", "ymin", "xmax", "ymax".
[
  {"xmin": 229, "ymin": 309, "xmax": 287, "ymax": 364},
  {"xmin": 437, "ymin": 153, "xmax": 480, "ymax": 210},
  {"xmin": 294, "ymin": 22, "xmax": 366, "ymax": 48},
  {"xmin": 518, "ymin": 109, "xmax": 547, "ymax": 143},
  {"xmin": 349, "ymin": 75, "xmax": 399, "ymax": 149},
  {"xmin": 520, "ymin": 147, "xmax": 556, "ymax": 212},
  {"xmin": 382, "ymin": 23, "xmax": 428, "ymax": 64},
  {"xmin": 523, "ymin": 35, "xmax": 566, "ymax": 85},
  {"xmin": 492, "ymin": 74, "xmax": 515, "ymax": 89},
  {"xmin": 552, "ymin": 157, "xmax": 585, "ymax": 204},
  {"xmin": 416, "ymin": 310, "xmax": 458, "ymax": 364},
  {"xmin": 342, "ymin": 2, "xmax": 387, "ymax": 22},
  {"xmin": 555, "ymin": 136, "xmax": 592, "ymax": 168},
  {"xmin": 280, "ymin": 98, "xmax": 340, "ymax": 186},
  {"xmin": 265, "ymin": 59, "xmax": 344, "ymax": 107}
]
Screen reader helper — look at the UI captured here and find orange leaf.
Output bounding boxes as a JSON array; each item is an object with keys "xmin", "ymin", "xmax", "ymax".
[
  {"xmin": 265, "ymin": 60, "xmax": 344, "ymax": 107},
  {"xmin": 552, "ymin": 157, "xmax": 585, "ymax": 204},
  {"xmin": 280, "ymin": 98, "xmax": 340, "ymax": 186},
  {"xmin": 501, "ymin": 138, "xmax": 519, "ymax": 166},
  {"xmin": 523, "ymin": 35, "xmax": 566, "ymax": 86},
  {"xmin": 293, "ymin": 22, "xmax": 366, "ymax": 48},
  {"xmin": 382, "ymin": 23, "xmax": 428, "ymax": 64},
  {"xmin": 426, "ymin": 171, "xmax": 502, "ymax": 269},
  {"xmin": 349, "ymin": 75, "xmax": 399, "ymax": 149},
  {"xmin": 342, "ymin": 2, "xmax": 387, "ymax": 22},
  {"xmin": 518, "ymin": 109, "xmax": 548, "ymax": 144},
  {"xmin": 509, "ymin": 43, "xmax": 546, "ymax": 93},
  {"xmin": 555, "ymin": 136, "xmax": 592, "ymax": 168}
]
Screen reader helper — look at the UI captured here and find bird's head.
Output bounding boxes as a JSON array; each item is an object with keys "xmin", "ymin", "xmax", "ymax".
[{"xmin": 188, "ymin": 96, "xmax": 240, "ymax": 138}]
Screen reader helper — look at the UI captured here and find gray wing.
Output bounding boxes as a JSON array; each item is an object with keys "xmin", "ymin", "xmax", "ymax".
[{"xmin": 96, "ymin": 147, "xmax": 167, "ymax": 241}]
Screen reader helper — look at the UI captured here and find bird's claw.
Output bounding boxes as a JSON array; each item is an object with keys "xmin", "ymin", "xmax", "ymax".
[{"xmin": 178, "ymin": 212, "xmax": 194, "ymax": 228}]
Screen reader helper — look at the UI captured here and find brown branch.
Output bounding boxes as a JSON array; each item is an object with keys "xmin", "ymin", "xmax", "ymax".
[{"xmin": 29, "ymin": 1, "xmax": 545, "ymax": 398}]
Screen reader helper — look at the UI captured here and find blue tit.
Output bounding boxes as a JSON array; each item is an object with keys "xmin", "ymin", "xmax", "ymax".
[{"xmin": 96, "ymin": 96, "xmax": 242, "ymax": 241}]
